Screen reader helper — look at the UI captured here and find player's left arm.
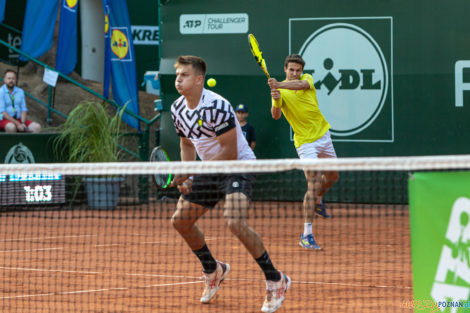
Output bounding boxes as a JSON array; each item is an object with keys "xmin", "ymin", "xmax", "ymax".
[
  {"xmin": 269, "ymin": 78, "xmax": 309, "ymax": 90},
  {"xmin": 211, "ymin": 128, "xmax": 238, "ymax": 160}
]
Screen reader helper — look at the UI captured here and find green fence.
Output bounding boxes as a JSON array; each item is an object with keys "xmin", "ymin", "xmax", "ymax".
[{"xmin": 157, "ymin": 0, "xmax": 470, "ymax": 203}]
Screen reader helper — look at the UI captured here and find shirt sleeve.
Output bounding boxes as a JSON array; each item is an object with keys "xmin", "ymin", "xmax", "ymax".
[
  {"xmin": 17, "ymin": 89, "xmax": 28, "ymax": 112},
  {"xmin": 0, "ymin": 89, "xmax": 5, "ymax": 115},
  {"xmin": 211, "ymin": 100, "xmax": 236, "ymax": 136},
  {"xmin": 302, "ymin": 73, "xmax": 315, "ymax": 89}
]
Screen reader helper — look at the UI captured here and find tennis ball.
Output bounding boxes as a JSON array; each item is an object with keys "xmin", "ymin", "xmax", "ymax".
[{"xmin": 207, "ymin": 78, "xmax": 216, "ymax": 87}]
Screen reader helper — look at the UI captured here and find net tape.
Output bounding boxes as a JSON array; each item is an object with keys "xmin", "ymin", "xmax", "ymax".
[{"xmin": 1, "ymin": 155, "xmax": 470, "ymax": 175}]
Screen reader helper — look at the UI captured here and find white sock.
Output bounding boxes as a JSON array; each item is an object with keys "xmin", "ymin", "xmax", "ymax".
[{"xmin": 303, "ymin": 223, "xmax": 312, "ymax": 236}]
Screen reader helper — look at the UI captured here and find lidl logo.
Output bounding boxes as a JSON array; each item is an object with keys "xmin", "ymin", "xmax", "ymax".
[
  {"xmin": 104, "ymin": 14, "xmax": 109, "ymax": 35},
  {"xmin": 64, "ymin": 0, "xmax": 77, "ymax": 12},
  {"xmin": 289, "ymin": 17, "xmax": 393, "ymax": 142},
  {"xmin": 111, "ymin": 27, "xmax": 132, "ymax": 62}
]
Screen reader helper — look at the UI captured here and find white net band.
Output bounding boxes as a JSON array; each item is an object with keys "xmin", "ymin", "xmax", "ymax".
[{"xmin": 1, "ymin": 154, "xmax": 470, "ymax": 175}]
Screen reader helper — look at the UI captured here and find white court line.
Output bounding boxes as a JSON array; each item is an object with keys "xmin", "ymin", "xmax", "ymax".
[
  {"xmin": 0, "ymin": 265, "xmax": 411, "ymax": 290},
  {"xmin": 0, "ymin": 247, "xmax": 63, "ymax": 253},
  {"xmin": 0, "ymin": 235, "xmax": 97, "ymax": 242},
  {"xmin": 0, "ymin": 266, "xmax": 101, "ymax": 275},
  {"xmin": 0, "ymin": 280, "xmax": 202, "ymax": 300},
  {"xmin": 0, "ymin": 266, "xmax": 200, "ymax": 279}
]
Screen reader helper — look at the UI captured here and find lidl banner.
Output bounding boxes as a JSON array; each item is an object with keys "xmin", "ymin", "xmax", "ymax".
[
  {"xmin": 409, "ymin": 172, "xmax": 470, "ymax": 313},
  {"xmin": 20, "ymin": 0, "xmax": 59, "ymax": 61},
  {"xmin": 102, "ymin": 0, "xmax": 140, "ymax": 131},
  {"xmin": 56, "ymin": 0, "xmax": 78, "ymax": 74},
  {"xmin": 0, "ymin": 0, "xmax": 6, "ymax": 24}
]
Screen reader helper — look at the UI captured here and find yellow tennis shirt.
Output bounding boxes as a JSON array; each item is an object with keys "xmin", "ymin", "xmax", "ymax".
[{"xmin": 272, "ymin": 73, "xmax": 330, "ymax": 148}]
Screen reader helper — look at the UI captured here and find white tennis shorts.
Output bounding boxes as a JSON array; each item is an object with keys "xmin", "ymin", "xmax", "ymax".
[{"xmin": 296, "ymin": 130, "xmax": 337, "ymax": 159}]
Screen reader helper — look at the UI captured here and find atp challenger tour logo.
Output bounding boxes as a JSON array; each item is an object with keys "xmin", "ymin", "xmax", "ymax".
[
  {"xmin": 289, "ymin": 17, "xmax": 393, "ymax": 142},
  {"xmin": 431, "ymin": 198, "xmax": 470, "ymax": 312}
]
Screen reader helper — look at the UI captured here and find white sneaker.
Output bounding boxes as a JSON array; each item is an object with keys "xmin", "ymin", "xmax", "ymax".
[
  {"xmin": 200, "ymin": 261, "xmax": 230, "ymax": 303},
  {"xmin": 261, "ymin": 271, "xmax": 291, "ymax": 313}
]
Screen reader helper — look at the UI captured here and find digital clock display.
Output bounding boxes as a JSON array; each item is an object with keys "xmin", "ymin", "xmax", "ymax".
[{"xmin": 0, "ymin": 174, "xmax": 66, "ymax": 206}]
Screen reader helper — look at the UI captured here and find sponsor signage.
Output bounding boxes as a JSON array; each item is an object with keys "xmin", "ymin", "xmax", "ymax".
[
  {"xmin": 180, "ymin": 13, "xmax": 248, "ymax": 34},
  {"xmin": 409, "ymin": 172, "xmax": 470, "ymax": 312},
  {"xmin": 0, "ymin": 143, "xmax": 65, "ymax": 206},
  {"xmin": 132, "ymin": 25, "xmax": 159, "ymax": 45},
  {"xmin": 290, "ymin": 17, "xmax": 394, "ymax": 142}
]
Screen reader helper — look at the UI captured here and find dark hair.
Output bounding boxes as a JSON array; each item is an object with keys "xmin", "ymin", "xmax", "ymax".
[
  {"xmin": 4, "ymin": 69, "xmax": 17, "ymax": 77},
  {"xmin": 174, "ymin": 55, "xmax": 207, "ymax": 76},
  {"xmin": 284, "ymin": 54, "xmax": 305, "ymax": 69}
]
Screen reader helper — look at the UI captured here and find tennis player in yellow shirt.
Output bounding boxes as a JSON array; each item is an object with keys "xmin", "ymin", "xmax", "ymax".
[{"xmin": 268, "ymin": 54, "xmax": 339, "ymax": 250}]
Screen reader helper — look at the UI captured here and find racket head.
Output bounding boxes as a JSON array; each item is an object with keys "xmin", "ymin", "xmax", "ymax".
[
  {"xmin": 149, "ymin": 146, "xmax": 172, "ymax": 189},
  {"xmin": 248, "ymin": 33, "xmax": 270, "ymax": 78}
]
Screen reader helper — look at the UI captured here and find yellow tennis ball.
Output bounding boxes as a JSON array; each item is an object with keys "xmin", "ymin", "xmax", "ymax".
[{"xmin": 207, "ymin": 78, "xmax": 216, "ymax": 87}]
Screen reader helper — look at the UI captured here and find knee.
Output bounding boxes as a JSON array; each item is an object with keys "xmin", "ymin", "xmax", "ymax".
[
  {"xmin": 29, "ymin": 122, "xmax": 41, "ymax": 133},
  {"xmin": 225, "ymin": 217, "xmax": 245, "ymax": 236},
  {"xmin": 331, "ymin": 171, "xmax": 340, "ymax": 183},
  {"xmin": 171, "ymin": 212, "xmax": 185, "ymax": 231},
  {"xmin": 4, "ymin": 123, "xmax": 17, "ymax": 133}
]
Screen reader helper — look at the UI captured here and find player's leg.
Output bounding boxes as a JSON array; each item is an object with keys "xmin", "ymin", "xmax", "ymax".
[
  {"xmin": 171, "ymin": 197, "xmax": 209, "ymax": 250},
  {"xmin": 171, "ymin": 175, "xmax": 228, "ymax": 303},
  {"xmin": 317, "ymin": 130, "xmax": 340, "ymax": 204},
  {"xmin": 296, "ymin": 141, "xmax": 324, "ymax": 249},
  {"xmin": 300, "ymin": 170, "xmax": 323, "ymax": 249},
  {"xmin": 223, "ymin": 175, "xmax": 291, "ymax": 313}
]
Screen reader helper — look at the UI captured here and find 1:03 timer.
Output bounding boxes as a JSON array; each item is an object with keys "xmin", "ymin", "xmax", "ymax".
[
  {"xmin": 23, "ymin": 185, "xmax": 53, "ymax": 202},
  {"xmin": 0, "ymin": 174, "xmax": 66, "ymax": 206}
]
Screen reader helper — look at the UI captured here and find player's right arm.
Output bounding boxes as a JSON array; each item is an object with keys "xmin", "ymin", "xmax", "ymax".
[
  {"xmin": 180, "ymin": 137, "xmax": 196, "ymax": 161},
  {"xmin": 271, "ymin": 88, "xmax": 282, "ymax": 120},
  {"xmin": 172, "ymin": 137, "xmax": 196, "ymax": 191}
]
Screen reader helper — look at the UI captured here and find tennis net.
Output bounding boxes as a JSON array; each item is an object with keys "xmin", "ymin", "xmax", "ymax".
[{"xmin": 1, "ymin": 155, "xmax": 468, "ymax": 312}]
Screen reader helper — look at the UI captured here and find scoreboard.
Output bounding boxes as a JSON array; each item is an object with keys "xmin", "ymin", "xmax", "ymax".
[{"xmin": 0, "ymin": 173, "xmax": 66, "ymax": 206}]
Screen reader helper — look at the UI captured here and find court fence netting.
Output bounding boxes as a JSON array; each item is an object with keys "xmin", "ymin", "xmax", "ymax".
[{"xmin": 1, "ymin": 155, "xmax": 468, "ymax": 312}]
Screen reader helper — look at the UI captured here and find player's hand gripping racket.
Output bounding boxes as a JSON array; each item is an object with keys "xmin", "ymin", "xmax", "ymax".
[
  {"xmin": 150, "ymin": 146, "xmax": 172, "ymax": 189},
  {"xmin": 248, "ymin": 33, "xmax": 270, "ymax": 78}
]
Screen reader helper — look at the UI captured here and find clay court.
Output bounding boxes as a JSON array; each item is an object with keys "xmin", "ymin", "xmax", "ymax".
[{"xmin": 0, "ymin": 202, "xmax": 412, "ymax": 312}]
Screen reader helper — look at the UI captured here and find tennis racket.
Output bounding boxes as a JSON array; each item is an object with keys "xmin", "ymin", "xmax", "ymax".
[
  {"xmin": 248, "ymin": 33, "xmax": 270, "ymax": 78},
  {"xmin": 150, "ymin": 146, "xmax": 172, "ymax": 189}
]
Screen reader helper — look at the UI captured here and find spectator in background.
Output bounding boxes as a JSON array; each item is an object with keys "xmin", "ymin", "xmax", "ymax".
[
  {"xmin": 0, "ymin": 69, "xmax": 41, "ymax": 133},
  {"xmin": 235, "ymin": 104, "xmax": 256, "ymax": 150}
]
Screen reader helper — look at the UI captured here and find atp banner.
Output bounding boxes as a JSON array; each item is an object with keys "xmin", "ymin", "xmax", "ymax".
[
  {"xmin": 0, "ymin": 0, "xmax": 5, "ymax": 24},
  {"xmin": 102, "ymin": 0, "xmax": 140, "ymax": 131},
  {"xmin": 409, "ymin": 172, "xmax": 470, "ymax": 312},
  {"xmin": 20, "ymin": 0, "xmax": 60, "ymax": 61},
  {"xmin": 56, "ymin": 0, "xmax": 78, "ymax": 74}
]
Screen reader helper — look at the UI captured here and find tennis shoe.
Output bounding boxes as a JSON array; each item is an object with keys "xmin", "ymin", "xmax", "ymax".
[
  {"xmin": 261, "ymin": 271, "xmax": 291, "ymax": 313},
  {"xmin": 314, "ymin": 201, "xmax": 331, "ymax": 218},
  {"xmin": 200, "ymin": 261, "xmax": 230, "ymax": 303},
  {"xmin": 299, "ymin": 234, "xmax": 322, "ymax": 250}
]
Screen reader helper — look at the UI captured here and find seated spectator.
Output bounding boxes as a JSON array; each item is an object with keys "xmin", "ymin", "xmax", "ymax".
[{"xmin": 0, "ymin": 69, "xmax": 41, "ymax": 133}]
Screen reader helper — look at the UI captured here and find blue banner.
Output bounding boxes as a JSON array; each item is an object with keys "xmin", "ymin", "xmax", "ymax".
[
  {"xmin": 102, "ymin": 0, "xmax": 140, "ymax": 131},
  {"xmin": 20, "ymin": 0, "xmax": 60, "ymax": 61},
  {"xmin": 56, "ymin": 0, "xmax": 78, "ymax": 74},
  {"xmin": 0, "ymin": 0, "xmax": 6, "ymax": 24}
]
